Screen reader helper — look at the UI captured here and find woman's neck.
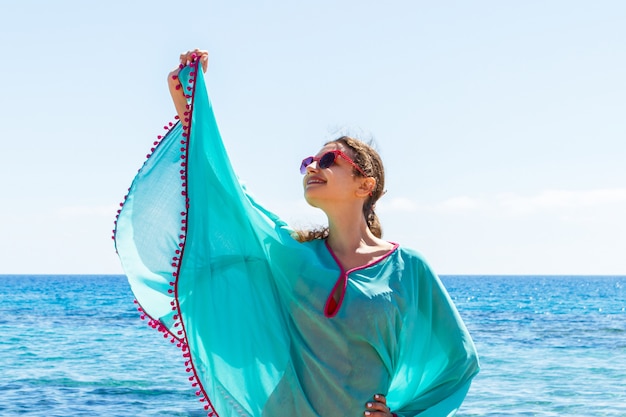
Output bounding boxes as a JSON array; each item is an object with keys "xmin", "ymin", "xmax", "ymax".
[
  {"xmin": 325, "ymin": 208, "xmax": 390, "ymax": 254},
  {"xmin": 326, "ymin": 217, "xmax": 374, "ymax": 254},
  {"xmin": 326, "ymin": 221, "xmax": 393, "ymax": 272}
]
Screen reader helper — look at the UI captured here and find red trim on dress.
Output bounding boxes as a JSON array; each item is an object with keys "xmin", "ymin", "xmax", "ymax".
[{"xmin": 323, "ymin": 240, "xmax": 399, "ymax": 318}]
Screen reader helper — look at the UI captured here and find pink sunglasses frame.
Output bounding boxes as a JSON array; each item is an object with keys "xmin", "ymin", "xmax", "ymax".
[{"xmin": 300, "ymin": 150, "xmax": 367, "ymax": 176}]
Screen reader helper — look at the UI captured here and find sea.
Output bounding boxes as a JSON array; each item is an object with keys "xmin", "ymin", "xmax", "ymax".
[{"xmin": 1, "ymin": 274, "xmax": 624, "ymax": 417}]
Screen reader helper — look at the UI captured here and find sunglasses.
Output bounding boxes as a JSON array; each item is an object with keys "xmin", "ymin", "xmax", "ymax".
[{"xmin": 300, "ymin": 150, "xmax": 367, "ymax": 176}]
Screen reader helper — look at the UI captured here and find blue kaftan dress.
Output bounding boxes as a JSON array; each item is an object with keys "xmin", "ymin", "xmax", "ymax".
[{"xmin": 114, "ymin": 62, "xmax": 479, "ymax": 417}]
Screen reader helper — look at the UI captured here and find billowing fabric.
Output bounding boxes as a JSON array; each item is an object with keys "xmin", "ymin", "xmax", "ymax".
[{"xmin": 114, "ymin": 63, "xmax": 479, "ymax": 417}]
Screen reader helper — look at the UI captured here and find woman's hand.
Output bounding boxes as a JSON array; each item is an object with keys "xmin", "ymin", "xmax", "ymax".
[
  {"xmin": 178, "ymin": 48, "xmax": 209, "ymax": 73},
  {"xmin": 168, "ymin": 49, "xmax": 209, "ymax": 122},
  {"xmin": 364, "ymin": 394, "xmax": 395, "ymax": 417},
  {"xmin": 168, "ymin": 49, "xmax": 209, "ymax": 87}
]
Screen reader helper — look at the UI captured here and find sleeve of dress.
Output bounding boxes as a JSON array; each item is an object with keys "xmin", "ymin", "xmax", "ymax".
[
  {"xmin": 386, "ymin": 253, "xmax": 480, "ymax": 417},
  {"xmin": 113, "ymin": 62, "xmax": 303, "ymax": 417}
]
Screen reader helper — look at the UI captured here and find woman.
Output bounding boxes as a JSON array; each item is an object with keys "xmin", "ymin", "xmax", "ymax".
[{"xmin": 114, "ymin": 49, "xmax": 479, "ymax": 417}]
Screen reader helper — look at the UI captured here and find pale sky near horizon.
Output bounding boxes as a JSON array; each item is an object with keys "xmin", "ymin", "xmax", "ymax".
[{"xmin": 1, "ymin": 1, "xmax": 624, "ymax": 275}]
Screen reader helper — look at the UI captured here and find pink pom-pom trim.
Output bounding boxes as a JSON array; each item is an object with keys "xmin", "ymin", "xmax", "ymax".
[{"xmin": 112, "ymin": 58, "xmax": 217, "ymax": 417}]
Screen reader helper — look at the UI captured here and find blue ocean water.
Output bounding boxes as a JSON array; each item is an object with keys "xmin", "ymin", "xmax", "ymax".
[{"xmin": 0, "ymin": 275, "xmax": 624, "ymax": 416}]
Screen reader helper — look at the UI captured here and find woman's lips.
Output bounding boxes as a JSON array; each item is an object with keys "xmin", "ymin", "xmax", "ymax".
[{"xmin": 305, "ymin": 176, "xmax": 326, "ymax": 186}]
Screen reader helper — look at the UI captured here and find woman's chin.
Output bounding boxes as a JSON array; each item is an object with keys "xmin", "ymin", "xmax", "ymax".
[{"xmin": 303, "ymin": 193, "xmax": 322, "ymax": 209}]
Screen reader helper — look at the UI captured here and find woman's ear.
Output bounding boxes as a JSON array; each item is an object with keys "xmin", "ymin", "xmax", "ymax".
[{"xmin": 356, "ymin": 177, "xmax": 376, "ymax": 198}]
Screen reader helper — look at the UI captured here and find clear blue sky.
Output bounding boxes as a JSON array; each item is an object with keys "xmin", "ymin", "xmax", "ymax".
[{"xmin": 1, "ymin": 0, "xmax": 624, "ymax": 275}]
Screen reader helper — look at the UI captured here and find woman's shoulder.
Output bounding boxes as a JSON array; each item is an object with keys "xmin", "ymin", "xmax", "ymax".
[
  {"xmin": 395, "ymin": 244, "xmax": 427, "ymax": 263},
  {"xmin": 394, "ymin": 245, "xmax": 438, "ymax": 275}
]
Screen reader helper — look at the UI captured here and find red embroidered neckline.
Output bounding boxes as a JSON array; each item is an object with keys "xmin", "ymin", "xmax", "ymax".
[{"xmin": 323, "ymin": 240, "xmax": 399, "ymax": 318}]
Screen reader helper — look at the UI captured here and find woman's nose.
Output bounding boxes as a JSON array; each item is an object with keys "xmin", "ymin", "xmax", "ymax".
[{"xmin": 305, "ymin": 161, "xmax": 319, "ymax": 173}]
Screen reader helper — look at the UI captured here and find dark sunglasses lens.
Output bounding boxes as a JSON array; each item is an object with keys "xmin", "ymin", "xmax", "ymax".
[
  {"xmin": 300, "ymin": 157, "xmax": 314, "ymax": 174},
  {"xmin": 319, "ymin": 152, "xmax": 337, "ymax": 169}
]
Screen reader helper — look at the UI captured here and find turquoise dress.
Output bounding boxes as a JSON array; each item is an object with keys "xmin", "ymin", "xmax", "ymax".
[{"xmin": 114, "ymin": 63, "xmax": 479, "ymax": 417}]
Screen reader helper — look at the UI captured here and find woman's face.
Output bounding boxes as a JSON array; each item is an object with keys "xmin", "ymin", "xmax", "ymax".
[{"xmin": 301, "ymin": 143, "xmax": 363, "ymax": 208}]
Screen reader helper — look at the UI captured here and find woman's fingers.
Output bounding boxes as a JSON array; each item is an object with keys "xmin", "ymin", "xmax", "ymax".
[
  {"xmin": 364, "ymin": 394, "xmax": 392, "ymax": 416},
  {"xmin": 199, "ymin": 53, "xmax": 209, "ymax": 73},
  {"xmin": 179, "ymin": 49, "xmax": 209, "ymax": 72}
]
